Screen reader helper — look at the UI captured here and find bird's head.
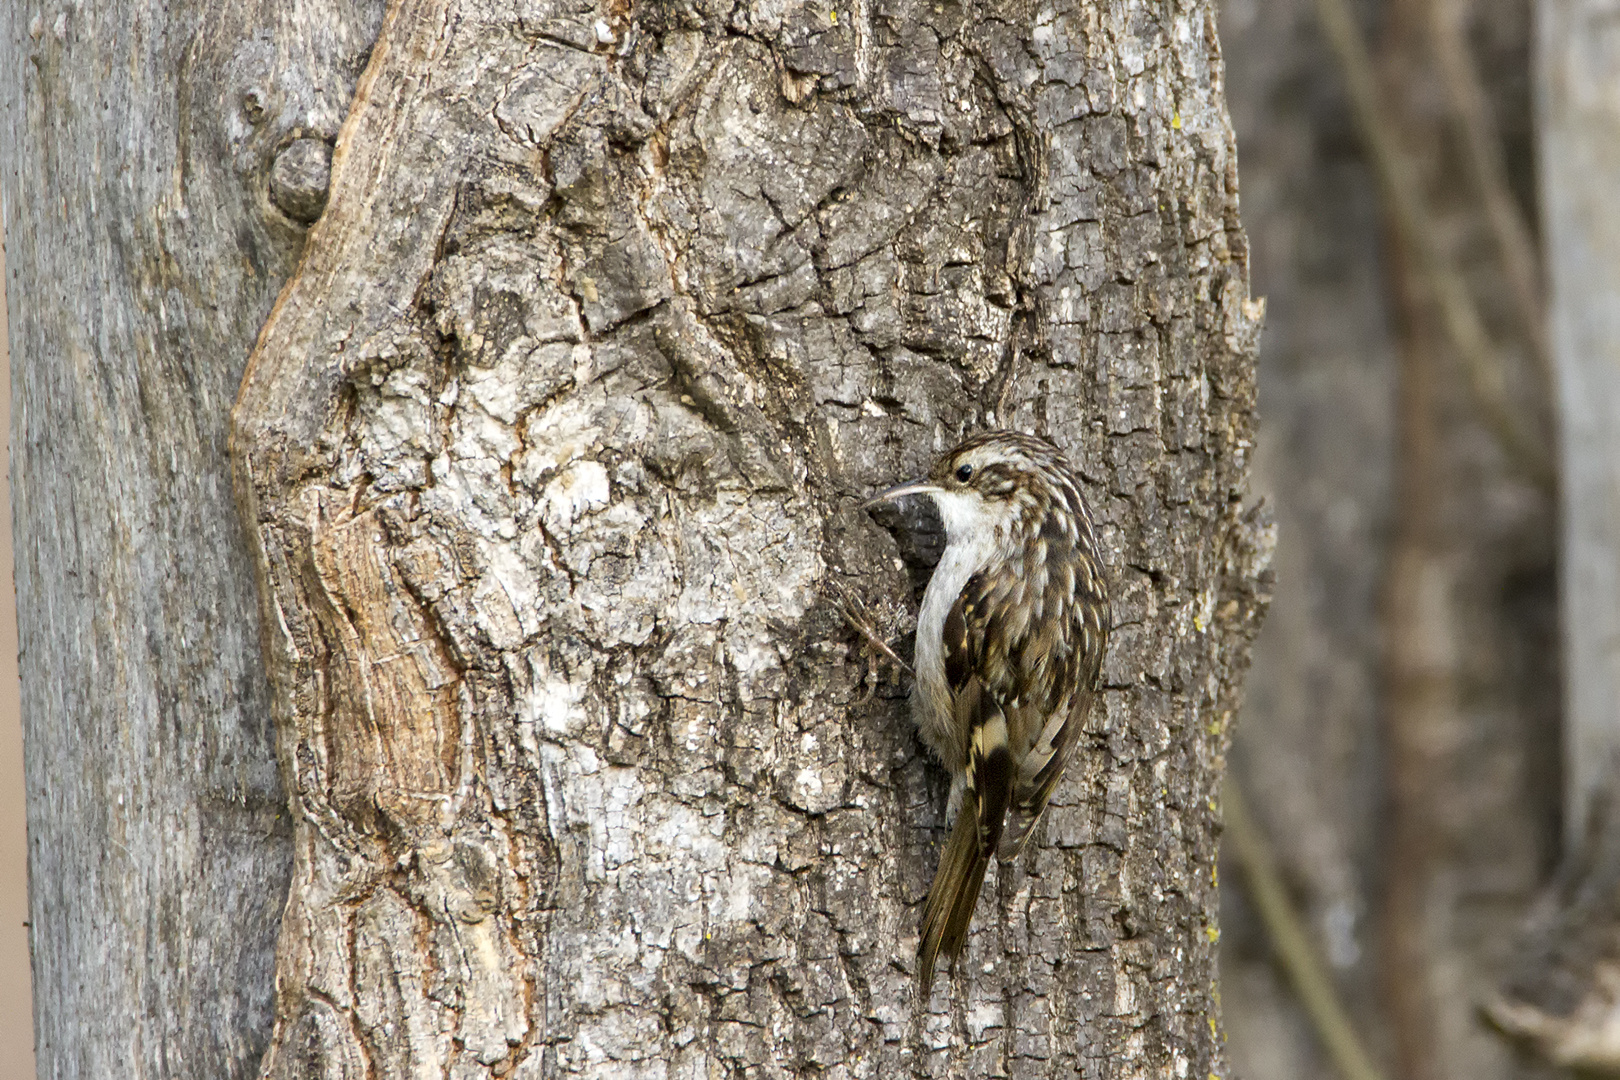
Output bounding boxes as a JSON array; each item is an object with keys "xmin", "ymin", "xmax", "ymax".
[{"xmin": 864, "ymin": 431, "xmax": 1089, "ymax": 545}]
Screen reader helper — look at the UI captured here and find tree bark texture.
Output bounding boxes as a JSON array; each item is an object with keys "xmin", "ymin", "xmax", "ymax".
[
  {"xmin": 231, "ymin": 0, "xmax": 1270, "ymax": 1077},
  {"xmin": 1, "ymin": 0, "xmax": 383, "ymax": 1076}
]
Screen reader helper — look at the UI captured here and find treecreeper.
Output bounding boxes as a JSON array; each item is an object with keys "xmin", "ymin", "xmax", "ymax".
[{"xmin": 864, "ymin": 431, "xmax": 1111, "ymax": 991}]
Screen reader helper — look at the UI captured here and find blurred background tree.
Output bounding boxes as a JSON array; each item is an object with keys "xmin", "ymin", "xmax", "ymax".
[{"xmin": 1217, "ymin": 0, "xmax": 1620, "ymax": 1071}]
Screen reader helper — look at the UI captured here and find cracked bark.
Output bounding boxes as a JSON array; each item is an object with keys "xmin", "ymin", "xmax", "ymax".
[{"xmin": 7, "ymin": 0, "xmax": 1269, "ymax": 1073}]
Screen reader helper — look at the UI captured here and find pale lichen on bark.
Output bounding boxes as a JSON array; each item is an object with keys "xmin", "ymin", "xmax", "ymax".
[{"xmin": 232, "ymin": 0, "xmax": 1269, "ymax": 1076}]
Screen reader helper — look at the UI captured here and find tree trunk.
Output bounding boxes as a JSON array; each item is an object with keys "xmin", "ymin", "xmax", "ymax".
[
  {"xmin": 1217, "ymin": 0, "xmax": 1568, "ymax": 1069},
  {"xmin": 1213, "ymin": 0, "xmax": 1403, "ymax": 1068},
  {"xmin": 1541, "ymin": 0, "xmax": 1620, "ymax": 848},
  {"xmin": 1483, "ymin": 0, "xmax": 1620, "ymax": 1065},
  {"xmin": 9, "ymin": 0, "xmax": 1269, "ymax": 1073},
  {"xmin": 1, "ymin": 0, "xmax": 382, "ymax": 1076},
  {"xmin": 234, "ymin": 0, "xmax": 1271, "ymax": 1075}
]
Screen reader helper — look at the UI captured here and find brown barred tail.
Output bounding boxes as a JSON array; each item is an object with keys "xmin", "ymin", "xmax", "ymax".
[{"xmin": 917, "ymin": 790, "xmax": 992, "ymax": 993}]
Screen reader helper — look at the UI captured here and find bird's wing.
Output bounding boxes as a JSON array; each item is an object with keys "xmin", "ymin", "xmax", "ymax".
[
  {"xmin": 918, "ymin": 542, "xmax": 1109, "ymax": 983},
  {"xmin": 945, "ymin": 523, "xmax": 1111, "ymax": 858},
  {"xmin": 997, "ymin": 534, "xmax": 1109, "ymax": 856},
  {"xmin": 942, "ymin": 569, "xmax": 1017, "ymax": 860},
  {"xmin": 916, "ymin": 575, "xmax": 1014, "ymax": 987}
]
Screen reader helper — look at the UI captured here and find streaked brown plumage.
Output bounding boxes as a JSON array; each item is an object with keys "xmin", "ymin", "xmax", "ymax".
[{"xmin": 865, "ymin": 431, "xmax": 1109, "ymax": 991}]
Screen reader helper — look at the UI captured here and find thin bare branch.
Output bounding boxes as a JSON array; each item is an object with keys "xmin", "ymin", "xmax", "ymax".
[
  {"xmin": 1224, "ymin": 776, "xmax": 1389, "ymax": 1080},
  {"xmin": 1427, "ymin": 0, "xmax": 1552, "ymax": 382},
  {"xmin": 1314, "ymin": 0, "xmax": 1556, "ymax": 490},
  {"xmin": 833, "ymin": 582, "xmax": 916, "ymax": 678}
]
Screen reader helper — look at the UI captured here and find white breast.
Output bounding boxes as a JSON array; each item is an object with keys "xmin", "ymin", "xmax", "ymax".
[{"xmin": 911, "ymin": 491, "xmax": 1002, "ymax": 772}]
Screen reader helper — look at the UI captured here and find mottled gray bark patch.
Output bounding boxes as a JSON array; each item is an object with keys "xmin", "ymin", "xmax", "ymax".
[{"xmin": 232, "ymin": 0, "xmax": 1268, "ymax": 1076}]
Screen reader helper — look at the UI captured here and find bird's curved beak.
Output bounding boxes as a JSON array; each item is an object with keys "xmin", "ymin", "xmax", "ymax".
[{"xmin": 860, "ymin": 479, "xmax": 939, "ymax": 510}]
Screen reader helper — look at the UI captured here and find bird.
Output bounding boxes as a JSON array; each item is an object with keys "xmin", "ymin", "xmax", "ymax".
[{"xmin": 863, "ymin": 431, "xmax": 1110, "ymax": 991}]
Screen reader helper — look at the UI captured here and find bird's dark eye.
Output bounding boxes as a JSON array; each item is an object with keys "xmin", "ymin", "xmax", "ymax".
[{"xmin": 955, "ymin": 463, "xmax": 974, "ymax": 483}]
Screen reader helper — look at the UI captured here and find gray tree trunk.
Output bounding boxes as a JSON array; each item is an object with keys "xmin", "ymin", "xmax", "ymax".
[
  {"xmin": 7, "ymin": 0, "xmax": 1269, "ymax": 1074},
  {"xmin": 0, "ymin": 0, "xmax": 383, "ymax": 1076},
  {"xmin": 1541, "ymin": 0, "xmax": 1620, "ymax": 851},
  {"xmin": 1481, "ymin": 0, "xmax": 1620, "ymax": 1066},
  {"xmin": 1216, "ymin": 0, "xmax": 1565, "ymax": 1073}
]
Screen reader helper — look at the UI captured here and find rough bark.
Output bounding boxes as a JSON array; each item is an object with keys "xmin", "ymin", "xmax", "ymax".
[
  {"xmin": 4, "ymin": 0, "xmax": 1267, "ymax": 1072},
  {"xmin": 1, "ymin": 0, "xmax": 382, "ymax": 1076},
  {"xmin": 229, "ymin": 0, "xmax": 1270, "ymax": 1076}
]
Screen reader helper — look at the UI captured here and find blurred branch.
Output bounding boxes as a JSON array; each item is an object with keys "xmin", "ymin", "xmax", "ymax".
[
  {"xmin": 1313, "ymin": 0, "xmax": 1556, "ymax": 491},
  {"xmin": 1427, "ymin": 0, "xmax": 1553, "ymax": 383},
  {"xmin": 1224, "ymin": 776, "xmax": 1389, "ymax": 1080}
]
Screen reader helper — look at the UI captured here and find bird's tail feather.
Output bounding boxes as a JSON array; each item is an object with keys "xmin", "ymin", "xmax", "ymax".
[
  {"xmin": 998, "ymin": 803, "xmax": 1045, "ymax": 858},
  {"xmin": 917, "ymin": 790, "xmax": 992, "ymax": 992}
]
